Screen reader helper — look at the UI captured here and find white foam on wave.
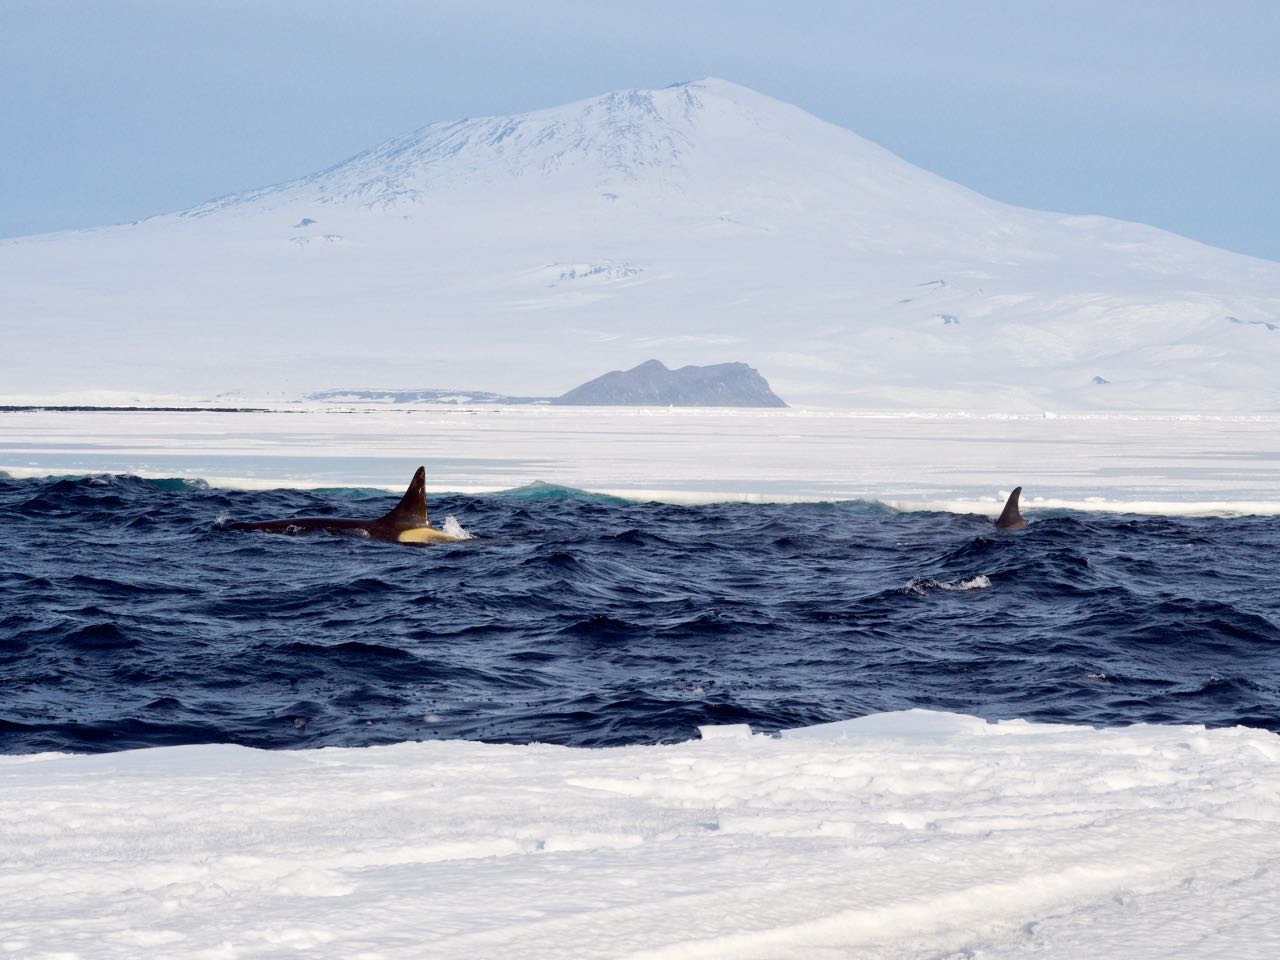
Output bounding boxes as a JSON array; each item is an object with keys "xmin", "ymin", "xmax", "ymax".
[
  {"xmin": 941, "ymin": 574, "xmax": 991, "ymax": 591},
  {"xmin": 439, "ymin": 515, "xmax": 473, "ymax": 540},
  {"xmin": 905, "ymin": 574, "xmax": 992, "ymax": 596}
]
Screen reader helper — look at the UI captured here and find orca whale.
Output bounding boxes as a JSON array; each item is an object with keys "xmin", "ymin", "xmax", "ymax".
[
  {"xmin": 994, "ymin": 486, "xmax": 1028, "ymax": 530},
  {"xmin": 221, "ymin": 467, "xmax": 464, "ymax": 544}
]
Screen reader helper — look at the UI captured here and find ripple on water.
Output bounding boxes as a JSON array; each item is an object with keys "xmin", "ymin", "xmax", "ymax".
[{"xmin": 0, "ymin": 474, "xmax": 1278, "ymax": 752}]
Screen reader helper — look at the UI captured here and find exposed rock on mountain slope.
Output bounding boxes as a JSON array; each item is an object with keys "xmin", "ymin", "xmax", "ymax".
[{"xmin": 553, "ymin": 359, "xmax": 787, "ymax": 407}]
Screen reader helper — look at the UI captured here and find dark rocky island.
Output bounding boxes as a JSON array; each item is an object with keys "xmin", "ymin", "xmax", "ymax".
[{"xmin": 552, "ymin": 359, "xmax": 787, "ymax": 408}]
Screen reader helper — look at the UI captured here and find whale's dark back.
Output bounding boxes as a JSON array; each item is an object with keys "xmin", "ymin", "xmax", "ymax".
[{"xmin": 222, "ymin": 466, "xmax": 429, "ymax": 541}]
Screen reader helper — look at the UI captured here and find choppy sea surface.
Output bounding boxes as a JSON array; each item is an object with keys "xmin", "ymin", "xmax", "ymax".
[{"xmin": 2, "ymin": 473, "xmax": 1278, "ymax": 753}]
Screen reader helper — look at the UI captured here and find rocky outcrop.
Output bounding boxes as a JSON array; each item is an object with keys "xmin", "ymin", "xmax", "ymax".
[{"xmin": 552, "ymin": 360, "xmax": 787, "ymax": 407}]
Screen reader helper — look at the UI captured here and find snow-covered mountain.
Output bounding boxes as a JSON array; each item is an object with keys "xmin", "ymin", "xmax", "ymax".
[{"xmin": 4, "ymin": 78, "xmax": 1279, "ymax": 410}]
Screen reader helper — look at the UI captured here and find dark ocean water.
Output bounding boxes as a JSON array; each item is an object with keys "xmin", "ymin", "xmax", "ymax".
[{"xmin": 1, "ymin": 473, "xmax": 1278, "ymax": 753}]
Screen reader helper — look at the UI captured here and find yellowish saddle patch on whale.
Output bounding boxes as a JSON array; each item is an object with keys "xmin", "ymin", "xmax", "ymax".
[{"xmin": 396, "ymin": 526, "xmax": 466, "ymax": 544}]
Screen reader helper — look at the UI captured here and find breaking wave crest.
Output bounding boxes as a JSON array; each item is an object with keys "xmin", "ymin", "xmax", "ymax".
[
  {"xmin": 905, "ymin": 574, "xmax": 992, "ymax": 595},
  {"xmin": 439, "ymin": 516, "xmax": 473, "ymax": 539}
]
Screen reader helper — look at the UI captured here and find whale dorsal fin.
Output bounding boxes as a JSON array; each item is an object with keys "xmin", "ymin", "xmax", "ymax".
[
  {"xmin": 380, "ymin": 466, "xmax": 429, "ymax": 529},
  {"xmin": 994, "ymin": 486, "xmax": 1027, "ymax": 529}
]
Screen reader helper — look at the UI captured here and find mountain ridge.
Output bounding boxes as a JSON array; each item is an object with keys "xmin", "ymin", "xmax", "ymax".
[{"xmin": 179, "ymin": 80, "xmax": 920, "ymax": 214}]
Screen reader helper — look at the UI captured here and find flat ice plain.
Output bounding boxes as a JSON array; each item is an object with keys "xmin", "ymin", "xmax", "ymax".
[
  {"xmin": 3, "ymin": 711, "xmax": 1279, "ymax": 959},
  {"xmin": 2, "ymin": 406, "xmax": 1279, "ymax": 514},
  {"xmin": 3, "ymin": 407, "xmax": 1279, "ymax": 957}
]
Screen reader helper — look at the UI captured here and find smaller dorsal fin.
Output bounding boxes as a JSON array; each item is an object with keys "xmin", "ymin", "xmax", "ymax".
[
  {"xmin": 994, "ymin": 486, "xmax": 1027, "ymax": 529},
  {"xmin": 379, "ymin": 466, "xmax": 429, "ymax": 529}
]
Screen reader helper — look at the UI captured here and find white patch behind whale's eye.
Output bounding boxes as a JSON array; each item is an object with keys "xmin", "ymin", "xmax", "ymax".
[{"xmin": 441, "ymin": 516, "xmax": 473, "ymax": 540}]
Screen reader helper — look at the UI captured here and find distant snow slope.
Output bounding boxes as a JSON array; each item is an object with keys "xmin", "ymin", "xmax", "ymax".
[
  {"xmin": 4, "ymin": 711, "xmax": 1279, "ymax": 959},
  {"xmin": 3, "ymin": 79, "xmax": 1279, "ymax": 411}
]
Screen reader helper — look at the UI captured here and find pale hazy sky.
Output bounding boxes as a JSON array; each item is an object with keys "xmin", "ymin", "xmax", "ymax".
[{"xmin": 3, "ymin": 0, "xmax": 1277, "ymax": 260}]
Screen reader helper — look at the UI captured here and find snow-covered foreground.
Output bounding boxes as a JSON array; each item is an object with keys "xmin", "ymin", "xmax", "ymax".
[
  {"xmin": 2, "ymin": 407, "xmax": 1278, "ymax": 514},
  {"xmin": 2, "ymin": 711, "xmax": 1278, "ymax": 959}
]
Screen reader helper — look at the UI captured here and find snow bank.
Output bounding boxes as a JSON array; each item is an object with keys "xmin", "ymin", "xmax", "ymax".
[{"xmin": 3, "ymin": 710, "xmax": 1278, "ymax": 959}]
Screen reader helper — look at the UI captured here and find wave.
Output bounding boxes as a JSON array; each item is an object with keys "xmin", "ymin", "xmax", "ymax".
[
  {"xmin": 310, "ymin": 486, "xmax": 402, "ymax": 499},
  {"xmin": 904, "ymin": 575, "xmax": 992, "ymax": 596},
  {"xmin": 3, "ymin": 468, "xmax": 1276, "ymax": 518},
  {"xmin": 490, "ymin": 481, "xmax": 634, "ymax": 505},
  {"xmin": 2, "ymin": 469, "xmax": 1279, "ymax": 754}
]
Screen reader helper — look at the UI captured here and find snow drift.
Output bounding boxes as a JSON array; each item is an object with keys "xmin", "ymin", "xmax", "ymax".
[{"xmin": 3, "ymin": 710, "xmax": 1278, "ymax": 958}]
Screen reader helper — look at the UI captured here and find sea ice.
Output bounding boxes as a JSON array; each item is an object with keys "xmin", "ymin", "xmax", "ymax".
[
  {"xmin": 2, "ymin": 407, "xmax": 1278, "ymax": 515},
  {"xmin": 2, "ymin": 711, "xmax": 1277, "ymax": 958}
]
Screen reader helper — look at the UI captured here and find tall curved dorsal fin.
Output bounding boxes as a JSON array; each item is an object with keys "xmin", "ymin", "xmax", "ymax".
[
  {"xmin": 379, "ymin": 466, "xmax": 429, "ymax": 529},
  {"xmin": 994, "ymin": 486, "xmax": 1027, "ymax": 529}
]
